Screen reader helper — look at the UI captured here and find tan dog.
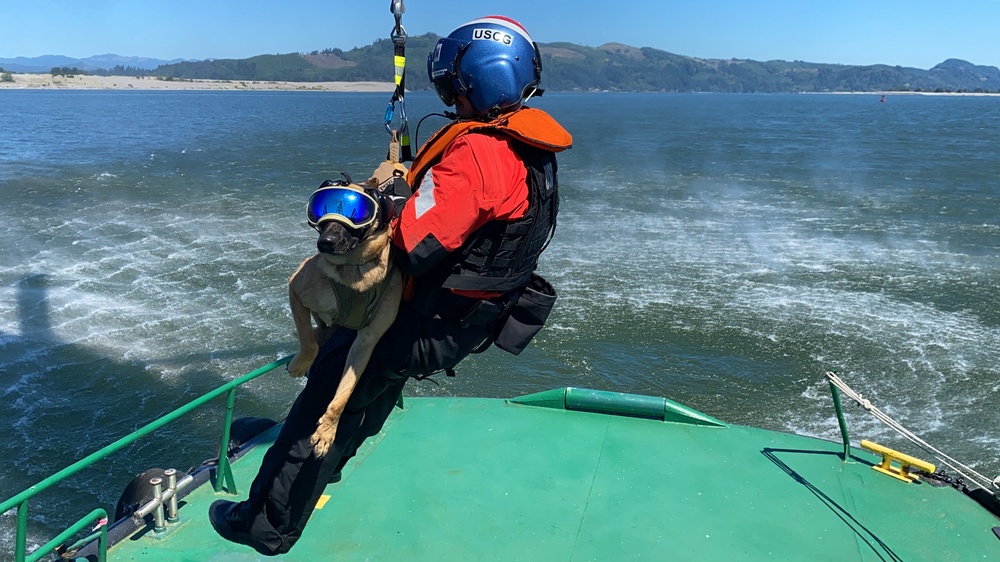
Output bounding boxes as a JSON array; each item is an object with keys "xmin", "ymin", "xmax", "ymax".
[{"xmin": 286, "ymin": 179, "xmax": 403, "ymax": 458}]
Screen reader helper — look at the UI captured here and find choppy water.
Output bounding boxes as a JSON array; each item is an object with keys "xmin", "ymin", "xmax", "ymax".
[{"xmin": 2, "ymin": 90, "xmax": 999, "ymax": 554}]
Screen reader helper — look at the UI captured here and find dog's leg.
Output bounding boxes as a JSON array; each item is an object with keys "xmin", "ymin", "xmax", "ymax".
[
  {"xmin": 287, "ymin": 282, "xmax": 319, "ymax": 378},
  {"xmin": 309, "ymin": 326, "xmax": 382, "ymax": 458},
  {"xmin": 309, "ymin": 272, "xmax": 402, "ymax": 458}
]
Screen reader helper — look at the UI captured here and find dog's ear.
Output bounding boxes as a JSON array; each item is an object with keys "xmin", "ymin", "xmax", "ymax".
[
  {"xmin": 369, "ymin": 160, "xmax": 408, "ymax": 187},
  {"xmin": 373, "ymin": 173, "xmax": 411, "ymax": 220},
  {"xmin": 320, "ymin": 173, "xmax": 353, "ymax": 189}
]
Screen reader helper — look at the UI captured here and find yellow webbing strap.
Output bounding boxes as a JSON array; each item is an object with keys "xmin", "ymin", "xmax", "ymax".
[
  {"xmin": 394, "ymin": 55, "xmax": 405, "ymax": 87},
  {"xmin": 389, "ymin": 28, "xmax": 412, "ymax": 162}
]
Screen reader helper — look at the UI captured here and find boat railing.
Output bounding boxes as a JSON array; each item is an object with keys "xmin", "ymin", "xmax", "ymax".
[
  {"xmin": 0, "ymin": 355, "xmax": 292, "ymax": 562},
  {"xmin": 827, "ymin": 373, "xmax": 853, "ymax": 460}
]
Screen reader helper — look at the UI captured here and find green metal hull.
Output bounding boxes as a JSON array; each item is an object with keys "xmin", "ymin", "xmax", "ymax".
[{"xmin": 96, "ymin": 388, "xmax": 998, "ymax": 561}]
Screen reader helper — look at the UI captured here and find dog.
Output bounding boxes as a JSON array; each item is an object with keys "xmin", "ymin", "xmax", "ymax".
[{"xmin": 286, "ymin": 176, "xmax": 403, "ymax": 458}]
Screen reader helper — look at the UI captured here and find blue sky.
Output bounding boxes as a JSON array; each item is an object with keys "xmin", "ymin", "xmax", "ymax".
[{"xmin": 3, "ymin": 1, "xmax": 999, "ymax": 69}]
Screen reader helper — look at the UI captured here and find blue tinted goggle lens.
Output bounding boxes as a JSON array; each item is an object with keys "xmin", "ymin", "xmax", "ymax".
[{"xmin": 306, "ymin": 187, "xmax": 378, "ymax": 229}]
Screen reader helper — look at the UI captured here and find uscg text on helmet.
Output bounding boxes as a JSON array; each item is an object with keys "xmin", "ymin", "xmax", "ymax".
[{"xmin": 472, "ymin": 28, "xmax": 513, "ymax": 45}]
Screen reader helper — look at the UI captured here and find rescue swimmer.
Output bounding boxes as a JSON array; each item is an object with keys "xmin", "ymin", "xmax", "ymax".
[{"xmin": 209, "ymin": 15, "xmax": 572, "ymax": 556}]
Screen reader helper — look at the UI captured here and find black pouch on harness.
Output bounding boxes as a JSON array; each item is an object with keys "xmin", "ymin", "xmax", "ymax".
[
  {"xmin": 494, "ymin": 273, "xmax": 557, "ymax": 355},
  {"xmin": 459, "ymin": 299, "xmax": 509, "ymax": 327}
]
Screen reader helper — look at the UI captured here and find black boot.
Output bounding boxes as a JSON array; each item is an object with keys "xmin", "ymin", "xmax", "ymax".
[{"xmin": 208, "ymin": 500, "xmax": 277, "ymax": 556}]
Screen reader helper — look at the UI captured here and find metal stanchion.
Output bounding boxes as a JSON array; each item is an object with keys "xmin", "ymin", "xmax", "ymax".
[
  {"xmin": 164, "ymin": 469, "xmax": 179, "ymax": 524},
  {"xmin": 150, "ymin": 477, "xmax": 166, "ymax": 533}
]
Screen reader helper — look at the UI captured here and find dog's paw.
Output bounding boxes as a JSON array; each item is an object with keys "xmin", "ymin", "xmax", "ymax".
[
  {"xmin": 309, "ymin": 417, "xmax": 340, "ymax": 458},
  {"xmin": 287, "ymin": 354, "xmax": 313, "ymax": 378}
]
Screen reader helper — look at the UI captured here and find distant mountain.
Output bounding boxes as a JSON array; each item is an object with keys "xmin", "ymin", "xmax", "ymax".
[
  {"xmin": 536, "ymin": 44, "xmax": 1000, "ymax": 93},
  {"xmin": 5, "ymin": 39, "xmax": 1000, "ymax": 93},
  {"xmin": 928, "ymin": 58, "xmax": 1000, "ymax": 88},
  {"xmin": 145, "ymin": 35, "xmax": 443, "ymax": 83},
  {"xmin": 82, "ymin": 54, "xmax": 190, "ymax": 71},
  {"xmin": 145, "ymin": 36, "xmax": 1000, "ymax": 93},
  {"xmin": 0, "ymin": 54, "xmax": 189, "ymax": 73},
  {"xmin": 0, "ymin": 55, "xmax": 83, "ymax": 73}
]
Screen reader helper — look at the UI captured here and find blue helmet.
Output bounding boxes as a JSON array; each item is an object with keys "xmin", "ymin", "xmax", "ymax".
[{"xmin": 428, "ymin": 16, "xmax": 543, "ymax": 118}]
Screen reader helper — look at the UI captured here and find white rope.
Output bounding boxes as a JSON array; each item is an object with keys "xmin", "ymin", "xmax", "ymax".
[{"xmin": 826, "ymin": 371, "xmax": 998, "ymax": 493}]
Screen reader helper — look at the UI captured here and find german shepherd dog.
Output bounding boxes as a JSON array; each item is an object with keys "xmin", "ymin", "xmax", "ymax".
[{"xmin": 286, "ymin": 177, "xmax": 402, "ymax": 458}]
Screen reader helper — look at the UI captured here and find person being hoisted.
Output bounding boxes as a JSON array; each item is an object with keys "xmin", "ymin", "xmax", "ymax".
[{"xmin": 209, "ymin": 14, "xmax": 572, "ymax": 556}]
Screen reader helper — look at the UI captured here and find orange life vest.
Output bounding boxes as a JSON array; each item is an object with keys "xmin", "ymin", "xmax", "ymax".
[{"xmin": 408, "ymin": 107, "xmax": 572, "ymax": 187}]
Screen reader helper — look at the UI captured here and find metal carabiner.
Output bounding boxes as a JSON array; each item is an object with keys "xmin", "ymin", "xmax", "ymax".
[
  {"xmin": 384, "ymin": 100, "xmax": 407, "ymax": 134},
  {"xmin": 391, "ymin": 24, "xmax": 407, "ymax": 44},
  {"xmin": 390, "ymin": 1, "xmax": 405, "ymax": 38},
  {"xmin": 384, "ymin": 102, "xmax": 396, "ymax": 134}
]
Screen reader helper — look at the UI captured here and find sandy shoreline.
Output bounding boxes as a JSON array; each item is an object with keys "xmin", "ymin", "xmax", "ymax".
[
  {"xmin": 2, "ymin": 73, "xmax": 996, "ymax": 96},
  {"xmin": 815, "ymin": 90, "xmax": 1000, "ymax": 97},
  {"xmin": 0, "ymin": 73, "xmax": 395, "ymax": 92}
]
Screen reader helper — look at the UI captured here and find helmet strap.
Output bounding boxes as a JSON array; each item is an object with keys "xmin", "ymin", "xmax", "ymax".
[
  {"xmin": 452, "ymin": 42, "xmax": 473, "ymax": 100},
  {"xmin": 532, "ymin": 41, "xmax": 543, "ymax": 81}
]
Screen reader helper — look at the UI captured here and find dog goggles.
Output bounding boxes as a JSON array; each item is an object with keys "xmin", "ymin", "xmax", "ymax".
[{"xmin": 306, "ymin": 186, "xmax": 379, "ymax": 230}]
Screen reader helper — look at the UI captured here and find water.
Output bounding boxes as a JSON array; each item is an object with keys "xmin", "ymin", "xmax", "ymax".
[{"xmin": 2, "ymin": 90, "xmax": 999, "ymax": 554}]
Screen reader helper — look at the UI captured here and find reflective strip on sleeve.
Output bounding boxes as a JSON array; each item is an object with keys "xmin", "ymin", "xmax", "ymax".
[{"xmin": 415, "ymin": 168, "xmax": 437, "ymax": 219}]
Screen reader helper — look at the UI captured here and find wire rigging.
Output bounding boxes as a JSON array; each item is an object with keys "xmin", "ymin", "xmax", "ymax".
[{"xmin": 826, "ymin": 371, "xmax": 999, "ymax": 494}]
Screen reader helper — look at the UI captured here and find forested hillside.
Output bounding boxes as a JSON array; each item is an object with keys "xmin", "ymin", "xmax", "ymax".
[{"xmin": 93, "ymin": 34, "xmax": 1000, "ymax": 93}]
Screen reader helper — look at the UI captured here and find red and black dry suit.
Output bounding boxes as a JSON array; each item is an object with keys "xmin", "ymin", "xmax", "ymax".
[{"xmin": 234, "ymin": 107, "xmax": 572, "ymax": 555}]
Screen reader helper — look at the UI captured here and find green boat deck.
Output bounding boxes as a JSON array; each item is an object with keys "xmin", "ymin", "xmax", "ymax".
[{"xmin": 95, "ymin": 389, "xmax": 999, "ymax": 561}]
